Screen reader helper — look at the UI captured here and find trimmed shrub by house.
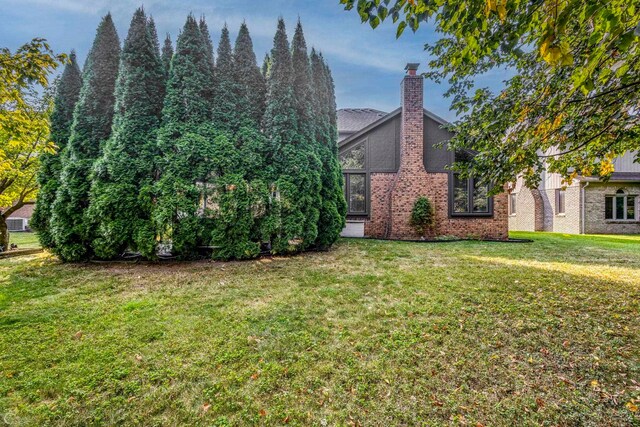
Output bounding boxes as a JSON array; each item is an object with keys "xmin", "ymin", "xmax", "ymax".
[{"xmin": 410, "ymin": 196, "xmax": 435, "ymax": 237}]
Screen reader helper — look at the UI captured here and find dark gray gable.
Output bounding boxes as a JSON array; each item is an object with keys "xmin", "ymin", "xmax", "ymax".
[
  {"xmin": 424, "ymin": 114, "xmax": 454, "ymax": 173},
  {"xmin": 339, "ymin": 107, "xmax": 454, "ymax": 174}
]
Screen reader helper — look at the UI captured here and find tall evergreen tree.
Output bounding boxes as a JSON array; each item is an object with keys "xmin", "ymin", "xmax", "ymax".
[
  {"xmin": 31, "ymin": 51, "xmax": 83, "ymax": 249},
  {"xmin": 155, "ymin": 15, "xmax": 220, "ymax": 258},
  {"xmin": 263, "ymin": 19, "xmax": 298, "ymax": 160},
  {"xmin": 311, "ymin": 49, "xmax": 346, "ymax": 248},
  {"xmin": 50, "ymin": 13, "xmax": 120, "ymax": 261},
  {"xmin": 161, "ymin": 34, "xmax": 173, "ymax": 77},
  {"xmin": 212, "ymin": 25, "xmax": 238, "ymax": 133},
  {"xmin": 290, "ymin": 21, "xmax": 322, "ymax": 248},
  {"xmin": 291, "ymin": 21, "xmax": 314, "ymax": 141},
  {"xmin": 233, "ymin": 22, "xmax": 266, "ymax": 127},
  {"xmin": 263, "ymin": 18, "xmax": 320, "ymax": 253},
  {"xmin": 206, "ymin": 23, "xmax": 272, "ymax": 261},
  {"xmin": 199, "ymin": 16, "xmax": 215, "ymax": 70},
  {"xmin": 147, "ymin": 15, "xmax": 161, "ymax": 57},
  {"xmin": 87, "ymin": 7, "xmax": 166, "ymax": 260}
]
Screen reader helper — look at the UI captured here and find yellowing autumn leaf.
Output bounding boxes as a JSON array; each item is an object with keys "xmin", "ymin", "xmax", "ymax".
[
  {"xmin": 626, "ymin": 401, "xmax": 639, "ymax": 412},
  {"xmin": 497, "ymin": 1, "xmax": 507, "ymax": 20}
]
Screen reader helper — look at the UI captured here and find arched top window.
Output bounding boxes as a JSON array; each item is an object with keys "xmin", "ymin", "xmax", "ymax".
[{"xmin": 606, "ymin": 188, "xmax": 636, "ymax": 220}]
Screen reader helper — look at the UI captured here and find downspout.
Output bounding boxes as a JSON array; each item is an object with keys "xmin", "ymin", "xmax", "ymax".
[{"xmin": 581, "ymin": 181, "xmax": 589, "ymax": 234}]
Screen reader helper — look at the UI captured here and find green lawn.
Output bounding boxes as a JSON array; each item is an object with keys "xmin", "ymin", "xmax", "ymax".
[
  {"xmin": 6, "ymin": 232, "xmax": 41, "ymax": 250},
  {"xmin": 1, "ymin": 232, "xmax": 639, "ymax": 426}
]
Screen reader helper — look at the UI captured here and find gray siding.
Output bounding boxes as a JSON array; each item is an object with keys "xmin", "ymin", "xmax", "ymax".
[
  {"xmin": 424, "ymin": 115, "xmax": 453, "ymax": 172},
  {"xmin": 340, "ymin": 114, "xmax": 400, "ymax": 173},
  {"xmin": 367, "ymin": 115, "xmax": 400, "ymax": 172}
]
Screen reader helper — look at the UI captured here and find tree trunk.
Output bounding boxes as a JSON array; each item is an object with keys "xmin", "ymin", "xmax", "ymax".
[{"xmin": 0, "ymin": 215, "xmax": 9, "ymax": 252}]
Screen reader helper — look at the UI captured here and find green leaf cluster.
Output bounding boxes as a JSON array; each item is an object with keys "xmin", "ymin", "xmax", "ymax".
[{"xmin": 341, "ymin": 0, "xmax": 640, "ymax": 189}]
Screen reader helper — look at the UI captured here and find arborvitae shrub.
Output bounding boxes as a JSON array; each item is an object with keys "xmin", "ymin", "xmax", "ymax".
[
  {"xmin": 50, "ymin": 13, "xmax": 120, "ymax": 262},
  {"xmin": 31, "ymin": 51, "xmax": 82, "ymax": 249},
  {"xmin": 233, "ymin": 23, "xmax": 266, "ymax": 128},
  {"xmin": 88, "ymin": 7, "xmax": 165, "ymax": 259},
  {"xmin": 155, "ymin": 15, "xmax": 218, "ymax": 258},
  {"xmin": 49, "ymin": 15, "xmax": 345, "ymax": 261}
]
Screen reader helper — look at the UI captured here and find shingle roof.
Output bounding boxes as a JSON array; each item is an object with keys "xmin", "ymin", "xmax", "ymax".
[
  {"xmin": 337, "ymin": 108, "xmax": 388, "ymax": 135},
  {"xmin": 581, "ymin": 172, "xmax": 640, "ymax": 182}
]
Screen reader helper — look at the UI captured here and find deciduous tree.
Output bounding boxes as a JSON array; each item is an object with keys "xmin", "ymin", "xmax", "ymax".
[
  {"xmin": 342, "ymin": 0, "xmax": 640, "ymax": 188},
  {"xmin": 0, "ymin": 39, "xmax": 64, "ymax": 250}
]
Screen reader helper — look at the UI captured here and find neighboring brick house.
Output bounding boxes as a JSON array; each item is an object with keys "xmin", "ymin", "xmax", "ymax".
[
  {"xmin": 3, "ymin": 202, "xmax": 35, "ymax": 232},
  {"xmin": 337, "ymin": 63, "xmax": 508, "ymax": 240},
  {"xmin": 509, "ymin": 164, "xmax": 640, "ymax": 234}
]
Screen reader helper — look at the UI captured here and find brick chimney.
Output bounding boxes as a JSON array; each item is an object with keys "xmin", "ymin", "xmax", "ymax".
[
  {"xmin": 399, "ymin": 63, "xmax": 424, "ymax": 172},
  {"xmin": 386, "ymin": 63, "xmax": 428, "ymax": 239}
]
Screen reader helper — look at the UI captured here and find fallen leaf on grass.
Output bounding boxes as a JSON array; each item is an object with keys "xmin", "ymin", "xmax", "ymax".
[
  {"xmin": 431, "ymin": 396, "xmax": 444, "ymax": 407},
  {"xmin": 626, "ymin": 401, "xmax": 638, "ymax": 412},
  {"xmin": 259, "ymin": 409, "xmax": 266, "ymax": 417},
  {"xmin": 73, "ymin": 331, "xmax": 83, "ymax": 340},
  {"xmin": 201, "ymin": 402, "xmax": 211, "ymax": 413},
  {"xmin": 536, "ymin": 397, "xmax": 545, "ymax": 409},
  {"xmin": 283, "ymin": 415, "xmax": 290, "ymax": 423}
]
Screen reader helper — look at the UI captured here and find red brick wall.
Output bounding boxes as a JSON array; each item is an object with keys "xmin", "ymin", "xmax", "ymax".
[
  {"xmin": 365, "ymin": 172, "xmax": 508, "ymax": 240},
  {"xmin": 365, "ymin": 172, "xmax": 396, "ymax": 238}
]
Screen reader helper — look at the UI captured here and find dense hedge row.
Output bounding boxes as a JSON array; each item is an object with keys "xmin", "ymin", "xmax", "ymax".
[{"xmin": 33, "ymin": 9, "xmax": 346, "ymax": 261}]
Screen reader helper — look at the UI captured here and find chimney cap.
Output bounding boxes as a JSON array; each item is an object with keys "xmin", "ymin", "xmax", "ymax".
[
  {"xmin": 405, "ymin": 63, "xmax": 420, "ymax": 76},
  {"xmin": 405, "ymin": 63, "xmax": 420, "ymax": 71}
]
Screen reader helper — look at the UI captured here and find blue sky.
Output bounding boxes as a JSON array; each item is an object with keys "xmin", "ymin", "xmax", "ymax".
[{"xmin": 0, "ymin": 0, "xmax": 509, "ymax": 121}]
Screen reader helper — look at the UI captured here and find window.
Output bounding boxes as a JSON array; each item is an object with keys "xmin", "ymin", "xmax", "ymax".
[
  {"xmin": 555, "ymin": 189, "xmax": 566, "ymax": 215},
  {"xmin": 341, "ymin": 141, "xmax": 367, "ymax": 215},
  {"xmin": 449, "ymin": 150, "xmax": 492, "ymax": 216},
  {"xmin": 339, "ymin": 142, "xmax": 366, "ymax": 170},
  {"xmin": 344, "ymin": 173, "xmax": 366, "ymax": 214},
  {"xmin": 450, "ymin": 173, "xmax": 492, "ymax": 216},
  {"xmin": 605, "ymin": 189, "xmax": 636, "ymax": 220},
  {"xmin": 509, "ymin": 193, "xmax": 517, "ymax": 215}
]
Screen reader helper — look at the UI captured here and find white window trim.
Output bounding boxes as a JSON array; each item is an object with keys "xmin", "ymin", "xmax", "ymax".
[{"xmin": 605, "ymin": 192, "xmax": 638, "ymax": 222}]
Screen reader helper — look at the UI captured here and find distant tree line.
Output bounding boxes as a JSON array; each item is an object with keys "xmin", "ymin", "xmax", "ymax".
[{"xmin": 32, "ymin": 8, "xmax": 346, "ymax": 261}]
